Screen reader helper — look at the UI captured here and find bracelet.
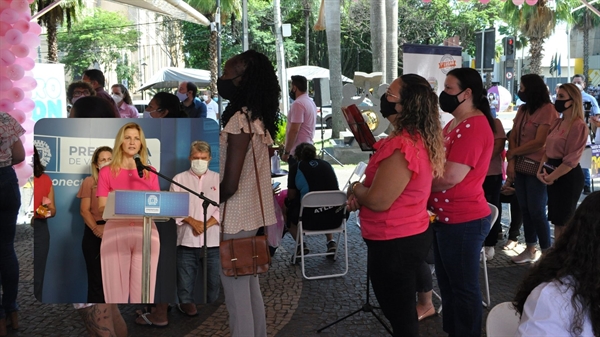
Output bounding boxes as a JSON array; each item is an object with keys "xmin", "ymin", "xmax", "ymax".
[{"xmin": 349, "ymin": 181, "xmax": 361, "ymax": 195}]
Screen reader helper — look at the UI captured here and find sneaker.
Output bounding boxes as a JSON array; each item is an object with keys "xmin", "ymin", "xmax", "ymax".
[
  {"xmin": 511, "ymin": 249, "xmax": 540, "ymax": 264},
  {"xmin": 583, "ymin": 186, "xmax": 591, "ymax": 195},
  {"xmin": 326, "ymin": 240, "xmax": 337, "ymax": 259},
  {"xmin": 484, "ymin": 246, "xmax": 495, "ymax": 261},
  {"xmin": 503, "ymin": 240, "xmax": 518, "ymax": 251},
  {"xmin": 291, "ymin": 243, "xmax": 309, "ymax": 264}
]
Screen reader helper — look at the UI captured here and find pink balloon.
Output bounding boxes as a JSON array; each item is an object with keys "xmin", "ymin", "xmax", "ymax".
[
  {"xmin": 21, "ymin": 117, "xmax": 35, "ymax": 133},
  {"xmin": 6, "ymin": 63, "xmax": 24, "ymax": 80},
  {"xmin": 0, "ymin": 9, "xmax": 20, "ymax": 24},
  {"xmin": 28, "ymin": 22, "xmax": 41, "ymax": 35},
  {"xmin": 21, "ymin": 33, "xmax": 40, "ymax": 48},
  {"xmin": 7, "ymin": 108, "xmax": 26, "ymax": 123},
  {"xmin": 28, "ymin": 0, "xmax": 36, "ymax": 4},
  {"xmin": 0, "ymin": 49, "xmax": 15, "ymax": 66},
  {"xmin": 14, "ymin": 56, "xmax": 34, "ymax": 70},
  {"xmin": 0, "ymin": 1, "xmax": 9, "ymax": 10},
  {"xmin": 8, "ymin": 87, "xmax": 24, "ymax": 102},
  {"xmin": 0, "ymin": 98, "xmax": 15, "ymax": 112},
  {"xmin": 11, "ymin": 0, "xmax": 30, "ymax": 13},
  {"xmin": 10, "ymin": 43, "xmax": 28, "ymax": 58},
  {"xmin": 0, "ymin": 21, "xmax": 10, "ymax": 37},
  {"xmin": 15, "ymin": 75, "xmax": 36, "ymax": 91},
  {"xmin": 5, "ymin": 29, "xmax": 23, "ymax": 45},
  {"xmin": 525, "ymin": 0, "xmax": 537, "ymax": 4},
  {"xmin": 15, "ymin": 97, "xmax": 34, "ymax": 112},
  {"xmin": 480, "ymin": 0, "xmax": 490, "ymax": 3},
  {"xmin": 13, "ymin": 19, "xmax": 30, "ymax": 33},
  {"xmin": 512, "ymin": 0, "xmax": 524, "ymax": 4},
  {"xmin": 0, "ymin": 75, "xmax": 12, "ymax": 91},
  {"xmin": 16, "ymin": 163, "xmax": 33, "ymax": 186}
]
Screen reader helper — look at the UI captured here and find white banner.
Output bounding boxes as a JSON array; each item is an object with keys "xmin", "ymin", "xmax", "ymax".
[{"xmin": 32, "ymin": 63, "xmax": 68, "ymax": 120}]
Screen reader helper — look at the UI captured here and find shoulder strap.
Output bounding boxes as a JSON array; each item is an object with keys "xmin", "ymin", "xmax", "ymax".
[{"xmin": 244, "ymin": 111, "xmax": 267, "ymax": 230}]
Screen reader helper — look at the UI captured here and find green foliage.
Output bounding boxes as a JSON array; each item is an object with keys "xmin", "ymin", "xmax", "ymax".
[
  {"xmin": 181, "ymin": 21, "xmax": 242, "ymax": 70},
  {"xmin": 57, "ymin": 9, "xmax": 140, "ymax": 78}
]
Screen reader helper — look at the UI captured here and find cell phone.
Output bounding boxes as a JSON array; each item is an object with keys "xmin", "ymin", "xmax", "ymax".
[
  {"xmin": 272, "ymin": 182, "xmax": 281, "ymax": 189},
  {"xmin": 541, "ymin": 162, "xmax": 556, "ymax": 174}
]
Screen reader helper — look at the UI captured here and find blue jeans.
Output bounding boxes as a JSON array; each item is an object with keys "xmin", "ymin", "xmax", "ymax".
[
  {"xmin": 583, "ymin": 168, "xmax": 591, "ymax": 188},
  {"xmin": 0, "ymin": 167, "xmax": 20, "ymax": 318},
  {"xmin": 433, "ymin": 216, "xmax": 491, "ymax": 337},
  {"xmin": 176, "ymin": 246, "xmax": 220, "ymax": 303},
  {"xmin": 514, "ymin": 173, "xmax": 551, "ymax": 249}
]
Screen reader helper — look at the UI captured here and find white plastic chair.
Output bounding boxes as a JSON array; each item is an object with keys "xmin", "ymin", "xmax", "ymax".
[
  {"xmin": 292, "ymin": 190, "xmax": 348, "ymax": 280},
  {"xmin": 486, "ymin": 301, "xmax": 520, "ymax": 337},
  {"xmin": 435, "ymin": 202, "xmax": 498, "ymax": 313}
]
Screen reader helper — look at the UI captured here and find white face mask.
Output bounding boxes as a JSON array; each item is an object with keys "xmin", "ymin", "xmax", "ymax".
[
  {"xmin": 176, "ymin": 92, "xmax": 188, "ymax": 102},
  {"xmin": 98, "ymin": 161, "xmax": 111, "ymax": 169},
  {"xmin": 201, "ymin": 95, "xmax": 208, "ymax": 101},
  {"xmin": 143, "ymin": 111, "xmax": 155, "ymax": 118},
  {"xmin": 111, "ymin": 94, "xmax": 123, "ymax": 104},
  {"xmin": 191, "ymin": 159, "xmax": 209, "ymax": 176}
]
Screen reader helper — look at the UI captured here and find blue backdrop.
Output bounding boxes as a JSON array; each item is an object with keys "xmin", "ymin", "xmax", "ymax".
[{"xmin": 33, "ymin": 118, "xmax": 219, "ymax": 303}]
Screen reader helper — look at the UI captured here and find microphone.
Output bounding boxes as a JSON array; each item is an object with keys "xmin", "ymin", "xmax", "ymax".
[{"xmin": 133, "ymin": 154, "xmax": 145, "ymax": 178}]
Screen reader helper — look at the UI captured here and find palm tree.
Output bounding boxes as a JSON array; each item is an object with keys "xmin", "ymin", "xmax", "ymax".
[
  {"xmin": 324, "ymin": 0, "xmax": 343, "ymax": 138},
  {"xmin": 385, "ymin": 0, "xmax": 398, "ymax": 83},
  {"xmin": 186, "ymin": 0, "xmax": 240, "ymax": 92},
  {"xmin": 33, "ymin": 0, "xmax": 82, "ymax": 63},
  {"xmin": 500, "ymin": 0, "xmax": 572, "ymax": 75},
  {"xmin": 370, "ymin": 0, "xmax": 386, "ymax": 80},
  {"xmin": 573, "ymin": 6, "xmax": 600, "ymax": 84}
]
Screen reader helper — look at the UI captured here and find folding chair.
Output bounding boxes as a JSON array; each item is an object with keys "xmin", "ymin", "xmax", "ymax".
[
  {"xmin": 486, "ymin": 302, "xmax": 520, "ymax": 337},
  {"xmin": 292, "ymin": 190, "xmax": 348, "ymax": 280}
]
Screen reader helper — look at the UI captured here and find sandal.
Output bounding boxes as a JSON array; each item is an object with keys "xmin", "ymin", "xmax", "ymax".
[
  {"xmin": 418, "ymin": 307, "xmax": 436, "ymax": 321},
  {"xmin": 177, "ymin": 303, "xmax": 198, "ymax": 317},
  {"xmin": 135, "ymin": 311, "xmax": 168, "ymax": 327}
]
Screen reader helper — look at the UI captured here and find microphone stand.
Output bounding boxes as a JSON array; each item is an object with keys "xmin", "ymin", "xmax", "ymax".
[{"xmin": 140, "ymin": 163, "xmax": 218, "ymax": 304}]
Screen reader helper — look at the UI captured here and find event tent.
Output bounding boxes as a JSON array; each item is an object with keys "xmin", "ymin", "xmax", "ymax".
[
  {"xmin": 286, "ymin": 66, "xmax": 353, "ymax": 83},
  {"xmin": 136, "ymin": 67, "xmax": 211, "ymax": 91}
]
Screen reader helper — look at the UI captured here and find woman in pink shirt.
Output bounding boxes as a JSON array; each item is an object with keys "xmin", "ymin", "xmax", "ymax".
[
  {"xmin": 97, "ymin": 123, "xmax": 160, "ymax": 303},
  {"xmin": 430, "ymin": 68, "xmax": 494, "ymax": 337},
  {"xmin": 506, "ymin": 74, "xmax": 558, "ymax": 264},
  {"xmin": 347, "ymin": 74, "xmax": 445, "ymax": 336},
  {"xmin": 537, "ymin": 83, "xmax": 588, "ymax": 240}
]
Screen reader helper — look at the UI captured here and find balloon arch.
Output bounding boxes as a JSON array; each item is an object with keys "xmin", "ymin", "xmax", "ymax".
[{"xmin": 1, "ymin": 0, "xmax": 42, "ymax": 186}]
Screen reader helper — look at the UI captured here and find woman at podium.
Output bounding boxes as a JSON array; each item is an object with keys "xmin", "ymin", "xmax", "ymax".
[{"xmin": 97, "ymin": 122, "xmax": 160, "ymax": 303}]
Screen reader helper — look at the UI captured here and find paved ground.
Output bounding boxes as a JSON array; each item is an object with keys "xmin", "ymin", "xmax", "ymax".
[{"xmin": 7, "ymin": 164, "xmax": 596, "ymax": 337}]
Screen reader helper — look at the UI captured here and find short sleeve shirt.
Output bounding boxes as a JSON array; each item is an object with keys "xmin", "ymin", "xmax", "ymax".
[
  {"xmin": 512, "ymin": 103, "xmax": 558, "ymax": 162},
  {"xmin": 360, "ymin": 130, "xmax": 433, "ymax": 240},
  {"xmin": 76, "ymin": 176, "xmax": 103, "ymax": 221},
  {"xmin": 286, "ymin": 93, "xmax": 316, "ymax": 153},
  {"xmin": 34, "ymin": 173, "xmax": 52, "ymax": 219},
  {"xmin": 0, "ymin": 112, "xmax": 25, "ymax": 168},
  {"xmin": 118, "ymin": 104, "xmax": 139, "ymax": 118},
  {"xmin": 428, "ymin": 115, "xmax": 493, "ymax": 224},
  {"xmin": 545, "ymin": 118, "xmax": 588, "ymax": 168},
  {"xmin": 487, "ymin": 118, "xmax": 507, "ymax": 176},
  {"xmin": 219, "ymin": 109, "xmax": 277, "ymax": 234}
]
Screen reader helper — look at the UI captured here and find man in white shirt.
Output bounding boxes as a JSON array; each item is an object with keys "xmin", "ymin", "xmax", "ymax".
[
  {"xmin": 202, "ymin": 90, "xmax": 219, "ymax": 122},
  {"xmin": 282, "ymin": 75, "xmax": 316, "ymax": 163},
  {"xmin": 171, "ymin": 141, "xmax": 220, "ymax": 313},
  {"xmin": 572, "ymin": 74, "xmax": 599, "ymax": 194}
]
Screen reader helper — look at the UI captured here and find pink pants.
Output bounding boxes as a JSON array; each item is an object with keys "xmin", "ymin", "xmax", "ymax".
[{"xmin": 100, "ymin": 219, "xmax": 160, "ymax": 303}]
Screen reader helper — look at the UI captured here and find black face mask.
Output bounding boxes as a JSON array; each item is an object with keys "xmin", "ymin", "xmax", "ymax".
[
  {"xmin": 380, "ymin": 93, "xmax": 398, "ymax": 118},
  {"xmin": 217, "ymin": 75, "xmax": 240, "ymax": 100},
  {"xmin": 517, "ymin": 90, "xmax": 528, "ymax": 103},
  {"xmin": 438, "ymin": 89, "xmax": 466, "ymax": 113},
  {"xmin": 554, "ymin": 98, "xmax": 572, "ymax": 113},
  {"xmin": 289, "ymin": 89, "xmax": 296, "ymax": 100}
]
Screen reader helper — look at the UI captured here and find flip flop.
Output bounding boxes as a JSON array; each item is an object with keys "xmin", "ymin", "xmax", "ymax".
[
  {"xmin": 418, "ymin": 307, "xmax": 436, "ymax": 321},
  {"xmin": 135, "ymin": 312, "xmax": 168, "ymax": 327},
  {"xmin": 177, "ymin": 303, "xmax": 198, "ymax": 317}
]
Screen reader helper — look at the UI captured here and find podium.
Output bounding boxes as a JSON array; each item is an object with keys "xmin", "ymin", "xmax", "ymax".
[{"xmin": 103, "ymin": 190, "xmax": 189, "ymax": 303}]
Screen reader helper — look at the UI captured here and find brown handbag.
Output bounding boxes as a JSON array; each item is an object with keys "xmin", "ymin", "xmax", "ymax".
[
  {"xmin": 220, "ymin": 111, "xmax": 271, "ymax": 278},
  {"xmin": 513, "ymin": 111, "xmax": 541, "ymax": 176}
]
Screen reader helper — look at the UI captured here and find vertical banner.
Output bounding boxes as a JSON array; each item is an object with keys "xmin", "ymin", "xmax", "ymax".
[
  {"xmin": 34, "ymin": 118, "xmax": 219, "ymax": 303},
  {"xmin": 31, "ymin": 63, "xmax": 68, "ymax": 121},
  {"xmin": 591, "ymin": 144, "xmax": 600, "ymax": 179}
]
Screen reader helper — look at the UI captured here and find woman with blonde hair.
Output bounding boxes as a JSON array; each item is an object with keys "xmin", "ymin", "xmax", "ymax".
[
  {"xmin": 97, "ymin": 123, "xmax": 160, "ymax": 303},
  {"xmin": 537, "ymin": 83, "xmax": 588, "ymax": 240},
  {"xmin": 76, "ymin": 146, "xmax": 112, "ymax": 303},
  {"xmin": 347, "ymin": 74, "xmax": 445, "ymax": 336}
]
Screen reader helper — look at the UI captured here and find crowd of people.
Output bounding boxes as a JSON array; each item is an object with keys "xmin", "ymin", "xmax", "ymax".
[{"xmin": 2, "ymin": 49, "xmax": 599, "ymax": 337}]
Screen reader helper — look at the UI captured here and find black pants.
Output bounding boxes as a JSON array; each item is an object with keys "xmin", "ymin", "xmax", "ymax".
[
  {"xmin": 364, "ymin": 227, "xmax": 432, "ymax": 337},
  {"xmin": 500, "ymin": 190, "xmax": 523, "ymax": 241},
  {"xmin": 33, "ymin": 218, "xmax": 49, "ymax": 302},
  {"xmin": 415, "ymin": 247, "xmax": 435, "ymax": 293},
  {"xmin": 547, "ymin": 161, "xmax": 584, "ymax": 227},
  {"xmin": 483, "ymin": 175, "xmax": 502, "ymax": 246},
  {"xmin": 82, "ymin": 222, "xmax": 104, "ymax": 303}
]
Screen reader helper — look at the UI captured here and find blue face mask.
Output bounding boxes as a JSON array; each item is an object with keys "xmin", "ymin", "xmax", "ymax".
[
  {"xmin": 212, "ymin": 96, "xmax": 218, "ymax": 103},
  {"xmin": 143, "ymin": 111, "xmax": 154, "ymax": 118}
]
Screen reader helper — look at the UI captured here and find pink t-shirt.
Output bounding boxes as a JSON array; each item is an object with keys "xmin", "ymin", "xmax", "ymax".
[
  {"xmin": 77, "ymin": 176, "xmax": 103, "ymax": 221},
  {"xmin": 96, "ymin": 166, "xmax": 159, "ymax": 197},
  {"xmin": 545, "ymin": 118, "xmax": 588, "ymax": 168},
  {"xmin": 487, "ymin": 119, "xmax": 507, "ymax": 176},
  {"xmin": 360, "ymin": 130, "xmax": 432, "ymax": 240},
  {"xmin": 428, "ymin": 115, "xmax": 493, "ymax": 224},
  {"xmin": 512, "ymin": 103, "xmax": 558, "ymax": 162},
  {"xmin": 118, "ymin": 104, "xmax": 139, "ymax": 118},
  {"xmin": 286, "ymin": 93, "xmax": 316, "ymax": 153}
]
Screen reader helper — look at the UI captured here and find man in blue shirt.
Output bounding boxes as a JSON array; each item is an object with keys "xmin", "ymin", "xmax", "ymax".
[
  {"xmin": 177, "ymin": 82, "xmax": 207, "ymax": 118},
  {"xmin": 572, "ymin": 74, "xmax": 598, "ymax": 195}
]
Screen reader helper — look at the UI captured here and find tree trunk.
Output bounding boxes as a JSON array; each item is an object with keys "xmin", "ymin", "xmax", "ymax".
[
  {"xmin": 274, "ymin": 0, "xmax": 289, "ymax": 115},
  {"xmin": 47, "ymin": 21, "xmax": 58, "ymax": 63},
  {"xmin": 370, "ymin": 0, "xmax": 385, "ymax": 82},
  {"xmin": 528, "ymin": 37, "xmax": 544, "ymax": 75},
  {"xmin": 385, "ymin": 0, "xmax": 398, "ymax": 83},
  {"xmin": 583, "ymin": 11, "xmax": 589, "ymax": 87},
  {"xmin": 303, "ymin": 0, "xmax": 311, "ymax": 65},
  {"xmin": 208, "ymin": 14, "xmax": 218, "ymax": 93},
  {"xmin": 325, "ymin": 0, "xmax": 343, "ymax": 139}
]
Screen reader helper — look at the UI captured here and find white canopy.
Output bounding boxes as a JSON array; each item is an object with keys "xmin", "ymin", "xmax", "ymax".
[
  {"xmin": 286, "ymin": 65, "xmax": 353, "ymax": 83},
  {"xmin": 108, "ymin": 0, "xmax": 210, "ymax": 26},
  {"xmin": 137, "ymin": 67, "xmax": 211, "ymax": 91}
]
